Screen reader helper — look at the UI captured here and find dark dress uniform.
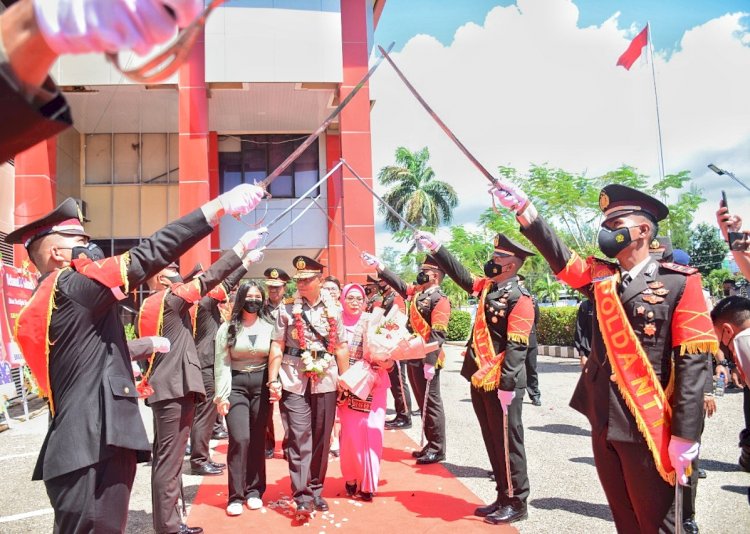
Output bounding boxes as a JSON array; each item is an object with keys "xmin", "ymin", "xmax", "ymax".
[
  {"xmin": 8, "ymin": 199, "xmax": 215, "ymax": 533},
  {"xmin": 431, "ymin": 238, "xmax": 535, "ymax": 519},
  {"xmin": 141, "ymin": 251, "xmax": 244, "ymax": 534},
  {"xmin": 189, "ymin": 265, "xmax": 248, "ymax": 472},
  {"xmin": 524, "ymin": 295, "xmax": 541, "ymax": 404},
  {"xmin": 574, "ymin": 299, "xmax": 594, "ymax": 359},
  {"xmin": 519, "ymin": 185, "xmax": 715, "ymax": 532},
  {"xmin": 382, "ymin": 287, "xmax": 413, "ymax": 426},
  {"xmin": 378, "ymin": 259, "xmax": 449, "ymax": 460},
  {"xmin": 0, "ymin": 51, "xmax": 72, "ymax": 161}
]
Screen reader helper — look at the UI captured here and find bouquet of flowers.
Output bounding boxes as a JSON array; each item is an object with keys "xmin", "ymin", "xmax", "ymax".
[
  {"xmin": 300, "ymin": 350, "xmax": 335, "ymax": 382},
  {"xmin": 366, "ymin": 307, "xmax": 438, "ymax": 363}
]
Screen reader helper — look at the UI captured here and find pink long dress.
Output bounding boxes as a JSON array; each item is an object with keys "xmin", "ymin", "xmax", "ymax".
[{"xmin": 339, "ymin": 313, "xmax": 391, "ymax": 493}]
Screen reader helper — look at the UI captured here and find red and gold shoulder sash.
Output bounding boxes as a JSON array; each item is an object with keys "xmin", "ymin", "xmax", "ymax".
[
  {"xmin": 136, "ymin": 290, "xmax": 168, "ymax": 398},
  {"xmin": 72, "ymin": 253, "xmax": 130, "ymax": 298},
  {"xmin": 593, "ymin": 266, "xmax": 675, "ymax": 484},
  {"xmin": 471, "ymin": 278, "xmax": 503, "ymax": 390},
  {"xmin": 13, "ymin": 269, "xmax": 65, "ymax": 415},
  {"xmin": 409, "ymin": 292, "xmax": 431, "ymax": 342},
  {"xmin": 671, "ymin": 274, "xmax": 718, "ymax": 356}
]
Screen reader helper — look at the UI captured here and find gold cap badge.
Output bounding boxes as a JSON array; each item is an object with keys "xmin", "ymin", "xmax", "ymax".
[
  {"xmin": 296, "ymin": 258, "xmax": 306, "ymax": 270},
  {"xmin": 270, "ymin": 269, "xmax": 278, "ymax": 278},
  {"xmin": 599, "ymin": 191, "xmax": 610, "ymax": 211}
]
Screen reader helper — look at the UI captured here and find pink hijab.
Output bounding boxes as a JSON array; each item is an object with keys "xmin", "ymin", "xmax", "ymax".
[{"xmin": 340, "ymin": 283, "xmax": 367, "ymax": 330}]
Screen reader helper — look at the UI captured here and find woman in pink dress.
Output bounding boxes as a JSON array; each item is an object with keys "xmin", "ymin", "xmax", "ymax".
[{"xmin": 338, "ymin": 283, "xmax": 393, "ymax": 501}]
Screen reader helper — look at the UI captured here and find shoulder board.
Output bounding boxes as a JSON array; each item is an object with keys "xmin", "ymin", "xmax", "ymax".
[
  {"xmin": 283, "ymin": 297, "xmax": 295, "ymax": 304},
  {"xmin": 592, "ymin": 256, "xmax": 617, "ymax": 268},
  {"xmin": 660, "ymin": 262, "xmax": 697, "ymax": 275},
  {"xmin": 518, "ymin": 285, "xmax": 530, "ymax": 297},
  {"xmin": 432, "ymin": 288, "xmax": 448, "ymax": 299}
]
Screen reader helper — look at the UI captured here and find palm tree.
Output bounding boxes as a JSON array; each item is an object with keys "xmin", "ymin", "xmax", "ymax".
[
  {"xmin": 533, "ymin": 273, "xmax": 564, "ymax": 305},
  {"xmin": 377, "ymin": 146, "xmax": 458, "ymax": 232}
]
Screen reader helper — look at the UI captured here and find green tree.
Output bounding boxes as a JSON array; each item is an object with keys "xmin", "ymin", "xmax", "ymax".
[
  {"xmin": 533, "ymin": 273, "xmax": 564, "ymax": 304},
  {"xmin": 378, "ymin": 146, "xmax": 458, "ymax": 232},
  {"xmin": 445, "ymin": 226, "xmax": 492, "ymax": 276},
  {"xmin": 687, "ymin": 223, "xmax": 729, "ymax": 277},
  {"xmin": 705, "ymin": 268, "xmax": 733, "ymax": 298}
]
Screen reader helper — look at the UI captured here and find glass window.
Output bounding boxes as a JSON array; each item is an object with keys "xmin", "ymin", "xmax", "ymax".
[
  {"xmin": 295, "ymin": 140, "xmax": 319, "ymax": 197},
  {"xmin": 85, "ymin": 134, "xmax": 112, "ymax": 184},
  {"xmin": 268, "ymin": 137, "xmax": 294, "ymax": 198},
  {"xmin": 113, "ymin": 133, "xmax": 140, "ymax": 184},
  {"xmin": 168, "ymin": 133, "xmax": 179, "ymax": 183},
  {"xmin": 142, "ymin": 133, "xmax": 168, "ymax": 184}
]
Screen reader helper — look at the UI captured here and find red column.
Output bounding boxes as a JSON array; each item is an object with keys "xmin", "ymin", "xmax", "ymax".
[
  {"xmin": 339, "ymin": 0, "xmax": 376, "ymax": 284},
  {"xmin": 324, "ymin": 132, "xmax": 344, "ymax": 278},
  {"xmin": 13, "ymin": 139, "xmax": 57, "ymax": 268},
  {"xmin": 178, "ymin": 29, "xmax": 211, "ymax": 274},
  {"xmin": 208, "ymin": 131, "xmax": 220, "ymax": 264}
]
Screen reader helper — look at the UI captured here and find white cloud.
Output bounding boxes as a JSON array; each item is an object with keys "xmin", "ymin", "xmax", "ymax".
[{"xmin": 370, "ymin": 0, "xmax": 750, "ymax": 253}]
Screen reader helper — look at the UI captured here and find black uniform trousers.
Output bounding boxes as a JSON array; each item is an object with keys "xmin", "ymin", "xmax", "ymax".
[
  {"xmin": 471, "ymin": 387, "xmax": 530, "ymax": 503},
  {"xmin": 591, "ymin": 425, "xmax": 675, "ymax": 533},
  {"xmin": 280, "ymin": 384, "xmax": 337, "ymax": 505},
  {"xmin": 524, "ymin": 344, "xmax": 540, "ymax": 401},
  {"xmin": 190, "ymin": 368, "xmax": 219, "ymax": 469},
  {"xmin": 388, "ymin": 361, "xmax": 413, "ymax": 420},
  {"xmin": 45, "ymin": 447, "xmax": 136, "ymax": 534},
  {"xmin": 226, "ymin": 369, "xmax": 270, "ymax": 504},
  {"xmin": 408, "ymin": 363, "xmax": 446, "ymax": 456},
  {"xmin": 151, "ymin": 395, "xmax": 196, "ymax": 534}
]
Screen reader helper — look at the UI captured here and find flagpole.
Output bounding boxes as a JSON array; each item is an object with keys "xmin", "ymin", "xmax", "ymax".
[{"xmin": 647, "ymin": 21, "xmax": 666, "ymax": 184}]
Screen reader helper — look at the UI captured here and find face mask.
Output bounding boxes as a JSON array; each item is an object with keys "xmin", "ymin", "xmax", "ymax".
[
  {"xmin": 416, "ymin": 271, "xmax": 430, "ymax": 285},
  {"xmin": 165, "ymin": 273, "xmax": 183, "ymax": 284},
  {"xmin": 484, "ymin": 260, "xmax": 510, "ymax": 278},
  {"xmin": 597, "ymin": 226, "xmax": 633, "ymax": 258},
  {"xmin": 71, "ymin": 242, "xmax": 105, "ymax": 261},
  {"xmin": 243, "ymin": 299, "xmax": 263, "ymax": 313}
]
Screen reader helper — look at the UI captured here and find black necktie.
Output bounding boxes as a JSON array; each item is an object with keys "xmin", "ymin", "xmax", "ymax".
[{"xmin": 620, "ymin": 273, "xmax": 632, "ymax": 293}]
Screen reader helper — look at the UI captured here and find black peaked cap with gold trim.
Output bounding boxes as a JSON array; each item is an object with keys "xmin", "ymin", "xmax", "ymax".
[
  {"xmin": 599, "ymin": 184, "xmax": 669, "ymax": 223},
  {"xmin": 5, "ymin": 198, "xmax": 89, "ymax": 248},
  {"xmin": 264, "ymin": 267, "xmax": 291, "ymax": 286},
  {"xmin": 493, "ymin": 234, "xmax": 535, "ymax": 259},
  {"xmin": 420, "ymin": 255, "xmax": 444, "ymax": 272},
  {"xmin": 292, "ymin": 255, "xmax": 325, "ymax": 280}
]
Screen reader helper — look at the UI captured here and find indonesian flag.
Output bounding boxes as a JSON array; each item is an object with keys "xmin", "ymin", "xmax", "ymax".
[{"xmin": 617, "ymin": 25, "xmax": 649, "ymax": 70}]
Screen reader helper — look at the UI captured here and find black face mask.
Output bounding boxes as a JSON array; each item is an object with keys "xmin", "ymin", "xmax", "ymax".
[
  {"xmin": 243, "ymin": 299, "xmax": 263, "ymax": 313},
  {"xmin": 71, "ymin": 243, "xmax": 105, "ymax": 262},
  {"xmin": 165, "ymin": 273, "xmax": 183, "ymax": 284},
  {"xmin": 416, "ymin": 271, "xmax": 430, "ymax": 285},
  {"xmin": 484, "ymin": 260, "xmax": 509, "ymax": 278},
  {"xmin": 597, "ymin": 226, "xmax": 633, "ymax": 258}
]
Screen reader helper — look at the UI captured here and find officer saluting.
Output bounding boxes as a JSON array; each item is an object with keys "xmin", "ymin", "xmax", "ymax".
[
  {"xmin": 267, "ymin": 256, "xmax": 348, "ymax": 519},
  {"xmin": 8, "ymin": 184, "xmax": 264, "ymax": 533},
  {"xmin": 491, "ymin": 182, "xmax": 716, "ymax": 532},
  {"xmin": 415, "ymin": 231, "xmax": 535, "ymax": 524},
  {"xmin": 361, "ymin": 252, "xmax": 450, "ymax": 464}
]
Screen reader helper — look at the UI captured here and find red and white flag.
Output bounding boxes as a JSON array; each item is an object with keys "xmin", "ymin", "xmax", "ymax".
[{"xmin": 616, "ymin": 25, "xmax": 649, "ymax": 70}]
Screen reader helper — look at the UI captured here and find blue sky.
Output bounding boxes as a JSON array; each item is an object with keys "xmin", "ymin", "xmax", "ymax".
[{"xmin": 376, "ymin": 0, "xmax": 749, "ymax": 53}]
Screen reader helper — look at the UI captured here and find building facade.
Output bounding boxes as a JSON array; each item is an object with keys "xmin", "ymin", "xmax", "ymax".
[{"xmin": 3, "ymin": 0, "xmax": 386, "ymax": 283}]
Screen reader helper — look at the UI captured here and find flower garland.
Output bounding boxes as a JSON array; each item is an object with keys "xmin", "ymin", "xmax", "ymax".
[{"xmin": 292, "ymin": 290, "xmax": 339, "ymax": 381}]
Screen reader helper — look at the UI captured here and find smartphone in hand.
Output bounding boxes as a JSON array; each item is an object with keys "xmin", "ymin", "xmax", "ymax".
[
  {"xmin": 728, "ymin": 231, "xmax": 750, "ymax": 252},
  {"xmin": 721, "ymin": 190, "xmax": 728, "ymax": 209}
]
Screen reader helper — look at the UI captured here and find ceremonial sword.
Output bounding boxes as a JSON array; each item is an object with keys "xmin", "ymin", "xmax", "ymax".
[
  {"xmin": 263, "ymin": 195, "xmax": 322, "ymax": 248},
  {"xmin": 377, "ymin": 45, "xmax": 507, "ymax": 192},
  {"xmin": 675, "ymin": 481, "xmax": 683, "ymax": 534}
]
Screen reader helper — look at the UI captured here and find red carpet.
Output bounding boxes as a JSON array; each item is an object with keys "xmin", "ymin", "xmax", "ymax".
[{"xmin": 187, "ymin": 425, "xmax": 516, "ymax": 533}]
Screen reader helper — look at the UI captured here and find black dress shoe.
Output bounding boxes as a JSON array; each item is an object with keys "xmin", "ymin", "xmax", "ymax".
[
  {"xmin": 484, "ymin": 502, "xmax": 527, "ymax": 525},
  {"xmin": 359, "ymin": 491, "xmax": 373, "ymax": 502},
  {"xmin": 211, "ymin": 430, "xmax": 229, "ymax": 440},
  {"xmin": 313, "ymin": 496, "xmax": 329, "ymax": 511},
  {"xmin": 190, "ymin": 464, "xmax": 223, "ymax": 476},
  {"xmin": 412, "ymin": 409, "xmax": 422, "ymax": 417},
  {"xmin": 209, "ymin": 461, "xmax": 225, "ymax": 469},
  {"xmin": 697, "ymin": 468, "xmax": 707, "ymax": 479},
  {"xmin": 474, "ymin": 499, "xmax": 501, "ymax": 517},
  {"xmin": 345, "ymin": 481, "xmax": 357, "ymax": 497},
  {"xmin": 531, "ymin": 397, "xmax": 542, "ymax": 406},
  {"xmin": 683, "ymin": 517, "xmax": 699, "ymax": 534},
  {"xmin": 385, "ymin": 417, "xmax": 412, "ymax": 430},
  {"xmin": 296, "ymin": 502, "xmax": 314, "ymax": 519},
  {"xmin": 416, "ymin": 452, "xmax": 445, "ymax": 465},
  {"xmin": 177, "ymin": 524, "xmax": 203, "ymax": 534},
  {"xmin": 411, "ymin": 447, "xmax": 427, "ymax": 459}
]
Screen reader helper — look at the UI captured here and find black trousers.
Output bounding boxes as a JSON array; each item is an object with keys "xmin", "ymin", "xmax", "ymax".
[
  {"xmin": 226, "ymin": 369, "xmax": 270, "ymax": 504},
  {"xmin": 388, "ymin": 361, "xmax": 412, "ymax": 419},
  {"xmin": 525, "ymin": 343, "xmax": 540, "ymax": 400},
  {"xmin": 190, "ymin": 368, "xmax": 218, "ymax": 469},
  {"xmin": 408, "ymin": 363, "xmax": 445, "ymax": 455},
  {"xmin": 471, "ymin": 387, "xmax": 530, "ymax": 503},
  {"xmin": 151, "ymin": 396, "xmax": 196, "ymax": 533},
  {"xmin": 280, "ymin": 385, "xmax": 336, "ymax": 505},
  {"xmin": 591, "ymin": 426, "xmax": 675, "ymax": 533},
  {"xmin": 45, "ymin": 447, "xmax": 137, "ymax": 534}
]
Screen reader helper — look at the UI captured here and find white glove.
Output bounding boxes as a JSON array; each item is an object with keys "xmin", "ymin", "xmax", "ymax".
[
  {"xmin": 131, "ymin": 361, "xmax": 142, "ymax": 378},
  {"xmin": 361, "ymin": 252, "xmax": 384, "ymax": 271},
  {"xmin": 415, "ymin": 231, "xmax": 441, "ymax": 252},
  {"xmin": 148, "ymin": 336, "xmax": 171, "ymax": 353},
  {"xmin": 423, "ymin": 363, "xmax": 436, "ymax": 381},
  {"xmin": 242, "ymin": 247, "xmax": 265, "ymax": 268},
  {"xmin": 34, "ymin": 0, "xmax": 203, "ymax": 56},
  {"xmin": 497, "ymin": 389, "xmax": 515, "ymax": 414},
  {"xmin": 489, "ymin": 180, "xmax": 528, "ymax": 213},
  {"xmin": 219, "ymin": 184, "xmax": 266, "ymax": 218},
  {"xmin": 668, "ymin": 436, "xmax": 700, "ymax": 486},
  {"xmin": 235, "ymin": 228, "xmax": 268, "ymax": 255}
]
